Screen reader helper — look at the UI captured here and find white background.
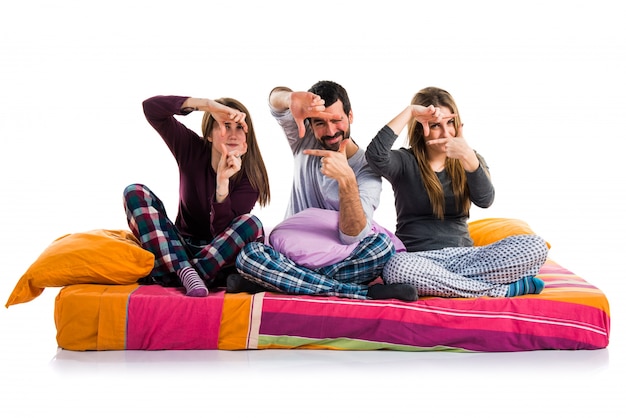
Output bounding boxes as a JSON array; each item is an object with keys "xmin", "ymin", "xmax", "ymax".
[{"xmin": 1, "ymin": 0, "xmax": 624, "ymax": 416}]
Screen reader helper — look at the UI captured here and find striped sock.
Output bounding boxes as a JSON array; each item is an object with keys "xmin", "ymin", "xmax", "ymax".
[
  {"xmin": 178, "ymin": 266, "xmax": 208, "ymax": 297},
  {"xmin": 506, "ymin": 276, "xmax": 545, "ymax": 297}
]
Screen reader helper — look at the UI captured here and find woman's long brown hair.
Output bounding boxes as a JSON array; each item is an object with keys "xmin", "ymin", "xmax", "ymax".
[
  {"xmin": 201, "ymin": 98, "xmax": 270, "ymax": 207},
  {"xmin": 407, "ymin": 87, "xmax": 469, "ymax": 219}
]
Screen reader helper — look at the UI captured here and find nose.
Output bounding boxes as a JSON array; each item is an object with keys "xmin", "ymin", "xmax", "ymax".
[
  {"xmin": 226, "ymin": 126, "xmax": 242, "ymax": 140},
  {"xmin": 324, "ymin": 122, "xmax": 338, "ymax": 136}
]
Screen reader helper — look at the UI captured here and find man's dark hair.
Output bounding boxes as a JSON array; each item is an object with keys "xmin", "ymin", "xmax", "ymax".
[{"xmin": 308, "ymin": 80, "xmax": 351, "ymax": 116}]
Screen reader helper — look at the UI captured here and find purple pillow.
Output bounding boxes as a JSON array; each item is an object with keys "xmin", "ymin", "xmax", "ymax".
[{"xmin": 268, "ymin": 208, "xmax": 405, "ymax": 269}]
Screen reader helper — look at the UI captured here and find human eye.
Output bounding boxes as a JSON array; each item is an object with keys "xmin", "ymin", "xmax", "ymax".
[
  {"xmin": 429, "ymin": 122, "xmax": 440, "ymax": 129},
  {"xmin": 236, "ymin": 123, "xmax": 245, "ymax": 130},
  {"xmin": 447, "ymin": 118, "xmax": 456, "ymax": 126}
]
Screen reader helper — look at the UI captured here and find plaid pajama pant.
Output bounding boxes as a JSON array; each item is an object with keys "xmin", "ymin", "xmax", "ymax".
[
  {"xmin": 123, "ymin": 184, "xmax": 264, "ymax": 286},
  {"xmin": 383, "ymin": 234, "xmax": 549, "ymax": 298},
  {"xmin": 235, "ymin": 233, "xmax": 395, "ymax": 299}
]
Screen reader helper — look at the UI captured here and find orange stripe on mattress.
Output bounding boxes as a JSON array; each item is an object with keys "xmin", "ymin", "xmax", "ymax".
[
  {"xmin": 218, "ymin": 293, "xmax": 260, "ymax": 350},
  {"xmin": 54, "ymin": 284, "xmax": 138, "ymax": 351},
  {"xmin": 99, "ymin": 284, "xmax": 140, "ymax": 350}
]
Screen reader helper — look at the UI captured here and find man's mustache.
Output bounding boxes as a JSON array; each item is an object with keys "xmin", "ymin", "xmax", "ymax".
[{"xmin": 321, "ymin": 132, "xmax": 344, "ymax": 141}]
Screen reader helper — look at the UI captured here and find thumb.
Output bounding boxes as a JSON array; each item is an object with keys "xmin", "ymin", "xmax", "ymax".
[
  {"xmin": 297, "ymin": 120, "xmax": 306, "ymax": 138},
  {"xmin": 338, "ymin": 138, "xmax": 348, "ymax": 155},
  {"xmin": 217, "ymin": 121, "xmax": 227, "ymax": 137}
]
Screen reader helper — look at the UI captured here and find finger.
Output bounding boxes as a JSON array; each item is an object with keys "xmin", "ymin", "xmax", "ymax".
[
  {"xmin": 232, "ymin": 112, "xmax": 249, "ymax": 133},
  {"xmin": 338, "ymin": 138, "xmax": 348, "ymax": 155},
  {"xmin": 308, "ymin": 103, "xmax": 327, "ymax": 113},
  {"xmin": 226, "ymin": 149, "xmax": 242, "ymax": 163},
  {"xmin": 310, "ymin": 96, "xmax": 325, "ymax": 107},
  {"xmin": 240, "ymin": 140, "xmax": 248, "ymax": 156},
  {"xmin": 457, "ymin": 123, "xmax": 464, "ymax": 138},
  {"xmin": 297, "ymin": 120, "xmax": 306, "ymax": 138},
  {"xmin": 422, "ymin": 122, "xmax": 430, "ymax": 137},
  {"xmin": 218, "ymin": 121, "xmax": 227, "ymax": 137},
  {"xmin": 303, "ymin": 149, "xmax": 331, "ymax": 157},
  {"xmin": 318, "ymin": 110, "xmax": 341, "ymax": 120},
  {"xmin": 426, "ymin": 138, "xmax": 445, "ymax": 146},
  {"xmin": 220, "ymin": 143, "xmax": 228, "ymax": 160}
]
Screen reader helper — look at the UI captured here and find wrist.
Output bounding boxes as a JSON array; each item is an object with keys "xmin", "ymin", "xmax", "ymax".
[
  {"xmin": 269, "ymin": 87, "xmax": 292, "ymax": 112},
  {"xmin": 181, "ymin": 106, "xmax": 198, "ymax": 114},
  {"xmin": 181, "ymin": 97, "xmax": 199, "ymax": 114},
  {"xmin": 216, "ymin": 180, "xmax": 229, "ymax": 198}
]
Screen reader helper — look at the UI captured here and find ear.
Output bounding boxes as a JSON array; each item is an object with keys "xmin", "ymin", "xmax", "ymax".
[{"xmin": 348, "ymin": 110, "xmax": 354, "ymax": 124}]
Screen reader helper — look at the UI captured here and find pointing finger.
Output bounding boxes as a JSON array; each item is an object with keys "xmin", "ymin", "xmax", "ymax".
[
  {"xmin": 338, "ymin": 138, "xmax": 348, "ymax": 155},
  {"xmin": 303, "ymin": 149, "xmax": 331, "ymax": 157},
  {"xmin": 426, "ymin": 138, "xmax": 446, "ymax": 146}
]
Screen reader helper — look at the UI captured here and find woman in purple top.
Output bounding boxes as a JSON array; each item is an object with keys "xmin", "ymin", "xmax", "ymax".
[{"xmin": 124, "ymin": 95, "xmax": 270, "ymax": 297}]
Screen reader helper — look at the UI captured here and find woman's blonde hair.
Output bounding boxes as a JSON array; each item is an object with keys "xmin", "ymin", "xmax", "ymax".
[
  {"xmin": 407, "ymin": 87, "xmax": 468, "ymax": 219},
  {"xmin": 201, "ymin": 98, "xmax": 270, "ymax": 207}
]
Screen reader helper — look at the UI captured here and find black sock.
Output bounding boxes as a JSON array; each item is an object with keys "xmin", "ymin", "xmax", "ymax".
[
  {"xmin": 226, "ymin": 273, "xmax": 269, "ymax": 294},
  {"xmin": 367, "ymin": 283, "xmax": 418, "ymax": 302}
]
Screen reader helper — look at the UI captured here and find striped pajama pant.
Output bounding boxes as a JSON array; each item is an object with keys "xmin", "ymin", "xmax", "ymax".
[
  {"xmin": 235, "ymin": 233, "xmax": 395, "ymax": 299},
  {"xmin": 123, "ymin": 184, "xmax": 264, "ymax": 286},
  {"xmin": 383, "ymin": 234, "xmax": 549, "ymax": 298}
]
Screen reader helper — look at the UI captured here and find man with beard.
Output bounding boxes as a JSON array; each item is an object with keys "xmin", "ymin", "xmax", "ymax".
[{"xmin": 230, "ymin": 81, "xmax": 417, "ymax": 301}]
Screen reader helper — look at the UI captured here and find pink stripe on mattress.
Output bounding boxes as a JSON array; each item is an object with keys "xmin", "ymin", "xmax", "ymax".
[
  {"xmin": 260, "ymin": 295, "xmax": 607, "ymax": 332},
  {"xmin": 260, "ymin": 312, "xmax": 604, "ymax": 351},
  {"xmin": 126, "ymin": 286, "xmax": 224, "ymax": 350},
  {"xmin": 258, "ymin": 295, "xmax": 609, "ymax": 352}
]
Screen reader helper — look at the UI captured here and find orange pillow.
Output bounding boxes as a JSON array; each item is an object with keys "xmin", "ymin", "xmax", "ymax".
[
  {"xmin": 468, "ymin": 218, "xmax": 551, "ymax": 248},
  {"xmin": 5, "ymin": 229, "xmax": 154, "ymax": 307}
]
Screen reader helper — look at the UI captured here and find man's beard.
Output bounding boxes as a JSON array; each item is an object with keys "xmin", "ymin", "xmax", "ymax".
[{"xmin": 319, "ymin": 128, "xmax": 350, "ymax": 151}]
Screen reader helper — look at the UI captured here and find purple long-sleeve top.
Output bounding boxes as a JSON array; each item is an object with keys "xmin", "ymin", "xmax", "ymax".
[{"xmin": 143, "ymin": 95, "xmax": 258, "ymax": 241}]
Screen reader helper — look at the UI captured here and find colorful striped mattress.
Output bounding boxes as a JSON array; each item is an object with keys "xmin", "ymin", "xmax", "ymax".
[{"xmin": 53, "ymin": 258, "xmax": 610, "ymax": 352}]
